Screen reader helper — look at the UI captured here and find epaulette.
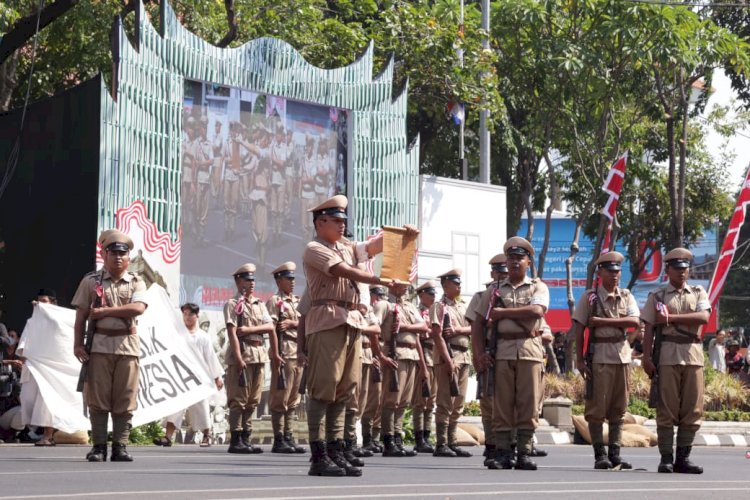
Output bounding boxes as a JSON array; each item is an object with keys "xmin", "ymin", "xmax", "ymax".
[{"xmin": 690, "ymin": 285, "xmax": 703, "ymax": 294}]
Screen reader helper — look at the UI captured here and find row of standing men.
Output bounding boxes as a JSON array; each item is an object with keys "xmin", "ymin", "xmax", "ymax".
[{"xmin": 73, "ymin": 194, "xmax": 709, "ymax": 477}]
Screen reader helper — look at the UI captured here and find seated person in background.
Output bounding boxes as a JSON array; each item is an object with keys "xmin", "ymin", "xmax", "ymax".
[
  {"xmin": 725, "ymin": 339, "xmax": 745, "ymax": 375},
  {"xmin": 154, "ymin": 303, "xmax": 225, "ymax": 447},
  {"xmin": 0, "ymin": 327, "xmax": 24, "ymax": 442}
]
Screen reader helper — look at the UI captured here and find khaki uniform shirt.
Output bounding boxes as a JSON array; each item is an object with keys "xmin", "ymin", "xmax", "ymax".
[
  {"xmin": 375, "ymin": 296, "xmax": 424, "ymax": 362},
  {"xmin": 417, "ymin": 304, "xmax": 434, "ymax": 367},
  {"xmin": 429, "ymin": 296, "xmax": 470, "ymax": 365},
  {"xmin": 265, "ymin": 293, "xmax": 300, "ymax": 359},
  {"xmin": 302, "ymin": 237, "xmax": 367, "ymax": 334},
  {"xmin": 474, "ymin": 276, "xmax": 549, "ymax": 362},
  {"xmin": 641, "ymin": 283, "xmax": 710, "ymax": 367},
  {"xmin": 572, "ymin": 286, "xmax": 638, "ymax": 364},
  {"xmin": 360, "ymin": 308, "xmax": 379, "ymax": 365},
  {"xmin": 224, "ymin": 294, "xmax": 272, "ymax": 365},
  {"xmin": 71, "ymin": 270, "xmax": 147, "ymax": 357}
]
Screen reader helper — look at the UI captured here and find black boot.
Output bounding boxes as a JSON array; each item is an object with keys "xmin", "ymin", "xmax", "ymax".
[
  {"xmin": 414, "ymin": 431, "xmax": 433, "ymax": 453},
  {"xmin": 110, "ymin": 443, "xmax": 133, "ymax": 462},
  {"xmin": 608, "ymin": 444, "xmax": 632, "ymax": 469},
  {"xmin": 449, "ymin": 444, "xmax": 472, "ymax": 457},
  {"xmin": 308, "ymin": 441, "xmax": 345, "ymax": 477},
  {"xmin": 382, "ymin": 434, "xmax": 405, "ymax": 457},
  {"xmin": 362, "ymin": 433, "xmax": 378, "ymax": 453},
  {"xmin": 348, "ymin": 437, "xmax": 372, "ymax": 457},
  {"xmin": 674, "ymin": 446, "xmax": 703, "ymax": 474},
  {"xmin": 515, "ymin": 452, "xmax": 538, "ymax": 470},
  {"xmin": 343, "ymin": 439, "xmax": 365, "ymax": 466},
  {"xmin": 395, "ymin": 434, "xmax": 417, "ymax": 457},
  {"xmin": 228, "ymin": 431, "xmax": 251, "ymax": 454},
  {"xmin": 487, "ymin": 448, "xmax": 514, "ymax": 470},
  {"xmin": 658, "ymin": 453, "xmax": 674, "ymax": 473},
  {"xmin": 86, "ymin": 444, "xmax": 107, "ymax": 462},
  {"xmin": 530, "ymin": 444, "xmax": 548, "ymax": 457},
  {"xmin": 483, "ymin": 445, "xmax": 496, "ymax": 467},
  {"xmin": 433, "ymin": 443, "xmax": 457, "ymax": 457},
  {"xmin": 241, "ymin": 430, "xmax": 263, "ymax": 454},
  {"xmin": 327, "ymin": 439, "xmax": 362, "ymax": 476},
  {"xmin": 272, "ymin": 433, "xmax": 295, "ymax": 454},
  {"xmin": 371, "ymin": 436, "xmax": 383, "ymax": 453},
  {"xmin": 284, "ymin": 432, "xmax": 307, "ymax": 454},
  {"xmin": 422, "ymin": 430, "xmax": 436, "ymax": 453},
  {"xmin": 593, "ymin": 443, "xmax": 613, "ymax": 470}
]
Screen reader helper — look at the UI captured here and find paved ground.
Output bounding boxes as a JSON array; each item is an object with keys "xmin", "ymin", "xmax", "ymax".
[{"xmin": 1, "ymin": 444, "xmax": 748, "ymax": 499}]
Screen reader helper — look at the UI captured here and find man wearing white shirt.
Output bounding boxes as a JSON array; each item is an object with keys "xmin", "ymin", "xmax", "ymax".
[{"xmin": 154, "ymin": 303, "xmax": 225, "ymax": 447}]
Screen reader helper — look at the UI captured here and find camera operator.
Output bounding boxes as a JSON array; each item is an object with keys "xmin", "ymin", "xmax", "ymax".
[{"xmin": 0, "ymin": 326, "xmax": 24, "ymax": 442}]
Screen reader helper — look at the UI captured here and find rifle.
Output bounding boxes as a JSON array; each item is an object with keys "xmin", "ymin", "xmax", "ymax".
[
  {"xmin": 235, "ymin": 290, "xmax": 251, "ymax": 387},
  {"xmin": 584, "ymin": 291, "xmax": 598, "ymax": 401},
  {"xmin": 275, "ymin": 298, "xmax": 288, "ymax": 391},
  {"xmin": 419, "ymin": 306, "xmax": 432, "ymax": 398},
  {"xmin": 298, "ymin": 365, "xmax": 307, "ymax": 395},
  {"xmin": 77, "ymin": 271, "xmax": 105, "ymax": 416},
  {"xmin": 478, "ymin": 285, "xmax": 501, "ymax": 400},
  {"xmin": 648, "ymin": 292, "xmax": 667, "ymax": 408},
  {"xmin": 441, "ymin": 301, "xmax": 460, "ymax": 397},
  {"xmin": 388, "ymin": 303, "xmax": 400, "ymax": 393}
]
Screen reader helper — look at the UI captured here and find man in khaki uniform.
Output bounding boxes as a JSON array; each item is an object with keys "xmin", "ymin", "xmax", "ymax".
[
  {"xmin": 411, "ymin": 280, "xmax": 438, "ymax": 453},
  {"xmin": 474, "ymin": 236, "xmax": 549, "ymax": 470},
  {"xmin": 194, "ymin": 116, "xmax": 214, "ymax": 244},
  {"xmin": 223, "ymin": 263, "xmax": 278, "ymax": 454},
  {"xmin": 430, "ymin": 268, "xmax": 473, "ymax": 458},
  {"xmin": 266, "ymin": 262, "xmax": 306, "ymax": 454},
  {"xmin": 466, "ymin": 253, "xmax": 508, "ymax": 466},
  {"xmin": 572, "ymin": 251, "xmax": 640, "ymax": 470},
  {"xmin": 298, "ymin": 195, "xmax": 405, "ymax": 477},
  {"xmin": 374, "ymin": 282, "xmax": 429, "ymax": 457},
  {"xmin": 642, "ymin": 248, "xmax": 709, "ymax": 474},
  {"xmin": 72, "ymin": 230, "xmax": 148, "ymax": 462},
  {"xmin": 361, "ymin": 285, "xmax": 387, "ymax": 453}
]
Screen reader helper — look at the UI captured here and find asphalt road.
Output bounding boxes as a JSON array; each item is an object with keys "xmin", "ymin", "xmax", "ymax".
[{"xmin": 1, "ymin": 444, "xmax": 748, "ymax": 499}]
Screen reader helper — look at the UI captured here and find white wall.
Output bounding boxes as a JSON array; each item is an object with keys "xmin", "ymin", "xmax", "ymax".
[{"xmin": 418, "ymin": 176, "xmax": 507, "ymax": 297}]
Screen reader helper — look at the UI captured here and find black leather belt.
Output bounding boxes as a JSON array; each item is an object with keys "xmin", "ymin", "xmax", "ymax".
[
  {"xmin": 312, "ymin": 299, "xmax": 358, "ymax": 311},
  {"xmin": 450, "ymin": 344, "xmax": 469, "ymax": 353}
]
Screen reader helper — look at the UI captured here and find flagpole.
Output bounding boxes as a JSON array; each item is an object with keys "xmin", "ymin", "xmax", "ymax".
[{"xmin": 458, "ymin": 0, "xmax": 466, "ymax": 180}]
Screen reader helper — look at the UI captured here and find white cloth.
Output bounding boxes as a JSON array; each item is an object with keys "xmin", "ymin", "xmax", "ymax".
[
  {"xmin": 0, "ymin": 406, "xmax": 23, "ymax": 431},
  {"xmin": 186, "ymin": 329, "xmax": 225, "ymax": 380},
  {"xmin": 708, "ymin": 339, "xmax": 726, "ymax": 373},
  {"xmin": 166, "ymin": 399, "xmax": 210, "ymax": 431},
  {"xmin": 19, "ymin": 369, "xmax": 55, "ymax": 428}
]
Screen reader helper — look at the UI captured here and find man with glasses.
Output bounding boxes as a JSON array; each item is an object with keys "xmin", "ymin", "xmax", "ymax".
[
  {"xmin": 642, "ymin": 248, "xmax": 710, "ymax": 474},
  {"xmin": 223, "ymin": 263, "xmax": 278, "ymax": 454},
  {"xmin": 72, "ymin": 230, "xmax": 148, "ymax": 462},
  {"xmin": 572, "ymin": 251, "xmax": 640, "ymax": 470},
  {"xmin": 266, "ymin": 262, "xmax": 306, "ymax": 454}
]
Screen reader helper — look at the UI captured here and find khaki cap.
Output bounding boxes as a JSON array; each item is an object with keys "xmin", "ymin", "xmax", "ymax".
[
  {"xmin": 232, "ymin": 263, "xmax": 257, "ymax": 279},
  {"xmin": 99, "ymin": 229, "xmax": 133, "ymax": 252},
  {"xmin": 370, "ymin": 286, "xmax": 388, "ymax": 297},
  {"xmin": 308, "ymin": 194, "xmax": 348, "ymax": 219},
  {"xmin": 438, "ymin": 268, "xmax": 462, "ymax": 284},
  {"xmin": 271, "ymin": 261, "xmax": 296, "ymax": 279},
  {"xmin": 416, "ymin": 280, "xmax": 438, "ymax": 294},
  {"xmin": 595, "ymin": 251, "xmax": 625, "ymax": 271},
  {"xmin": 664, "ymin": 248, "xmax": 693, "ymax": 268},
  {"xmin": 489, "ymin": 253, "xmax": 507, "ymax": 265},
  {"xmin": 504, "ymin": 236, "xmax": 534, "ymax": 257}
]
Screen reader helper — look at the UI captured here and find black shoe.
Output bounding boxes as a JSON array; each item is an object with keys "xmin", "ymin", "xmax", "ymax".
[
  {"xmin": 449, "ymin": 444, "xmax": 472, "ymax": 457},
  {"xmin": 240, "ymin": 430, "xmax": 263, "ymax": 454},
  {"xmin": 594, "ymin": 443, "xmax": 613, "ymax": 470},
  {"xmin": 658, "ymin": 453, "xmax": 674, "ymax": 473},
  {"xmin": 343, "ymin": 439, "xmax": 365, "ymax": 466},
  {"xmin": 308, "ymin": 441, "xmax": 345, "ymax": 477},
  {"xmin": 362, "ymin": 434, "xmax": 379, "ymax": 453},
  {"xmin": 483, "ymin": 445, "xmax": 496, "ymax": 467},
  {"xmin": 530, "ymin": 445, "xmax": 548, "ymax": 457},
  {"xmin": 608, "ymin": 444, "xmax": 632, "ymax": 470},
  {"xmin": 383, "ymin": 435, "xmax": 406, "ymax": 457},
  {"xmin": 86, "ymin": 444, "xmax": 107, "ymax": 462},
  {"xmin": 371, "ymin": 437, "xmax": 384, "ymax": 453},
  {"xmin": 228, "ymin": 430, "xmax": 251, "ymax": 454},
  {"xmin": 284, "ymin": 432, "xmax": 307, "ymax": 454},
  {"xmin": 395, "ymin": 434, "xmax": 417, "ymax": 457},
  {"xmin": 110, "ymin": 443, "xmax": 133, "ymax": 462},
  {"xmin": 487, "ymin": 449, "xmax": 514, "ymax": 470},
  {"xmin": 433, "ymin": 444, "xmax": 457, "ymax": 457},
  {"xmin": 674, "ymin": 446, "xmax": 703, "ymax": 474},
  {"xmin": 348, "ymin": 438, "xmax": 372, "ymax": 457},
  {"xmin": 327, "ymin": 439, "xmax": 362, "ymax": 476},
  {"xmin": 272, "ymin": 433, "xmax": 295, "ymax": 454},
  {"xmin": 515, "ymin": 453, "xmax": 537, "ymax": 470},
  {"xmin": 414, "ymin": 430, "xmax": 435, "ymax": 453}
]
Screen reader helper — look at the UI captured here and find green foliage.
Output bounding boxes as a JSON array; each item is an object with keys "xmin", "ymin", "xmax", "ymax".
[
  {"xmin": 571, "ymin": 404, "xmax": 584, "ymax": 416},
  {"xmin": 705, "ymin": 410, "xmax": 750, "ymax": 422},
  {"xmin": 627, "ymin": 398, "xmax": 656, "ymax": 420},
  {"xmin": 128, "ymin": 421, "xmax": 163, "ymax": 445},
  {"xmin": 462, "ymin": 400, "xmax": 481, "ymax": 417}
]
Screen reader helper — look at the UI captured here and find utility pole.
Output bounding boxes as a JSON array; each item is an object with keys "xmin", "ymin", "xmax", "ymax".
[{"xmin": 478, "ymin": 0, "xmax": 490, "ymax": 184}]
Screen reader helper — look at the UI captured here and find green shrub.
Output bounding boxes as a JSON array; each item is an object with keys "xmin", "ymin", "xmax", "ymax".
[
  {"xmin": 128, "ymin": 421, "xmax": 163, "ymax": 445},
  {"xmin": 463, "ymin": 400, "xmax": 481, "ymax": 416},
  {"xmin": 627, "ymin": 398, "xmax": 656, "ymax": 419}
]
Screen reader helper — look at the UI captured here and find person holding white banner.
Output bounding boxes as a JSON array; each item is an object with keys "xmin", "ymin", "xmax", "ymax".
[
  {"xmin": 71, "ymin": 230, "xmax": 148, "ymax": 462},
  {"xmin": 224, "ymin": 263, "xmax": 277, "ymax": 454},
  {"xmin": 154, "ymin": 303, "xmax": 224, "ymax": 447}
]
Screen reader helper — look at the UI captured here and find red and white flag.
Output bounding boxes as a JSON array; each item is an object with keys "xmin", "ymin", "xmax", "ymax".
[
  {"xmin": 600, "ymin": 152, "xmax": 628, "ymax": 253},
  {"xmin": 707, "ymin": 167, "xmax": 750, "ymax": 308}
]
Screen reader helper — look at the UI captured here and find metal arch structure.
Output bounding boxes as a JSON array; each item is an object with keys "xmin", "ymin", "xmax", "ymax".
[{"xmin": 98, "ymin": 0, "xmax": 420, "ymax": 249}]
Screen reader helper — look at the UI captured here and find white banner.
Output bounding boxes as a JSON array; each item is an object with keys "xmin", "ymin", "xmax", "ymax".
[{"xmin": 20, "ymin": 285, "xmax": 216, "ymax": 432}]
